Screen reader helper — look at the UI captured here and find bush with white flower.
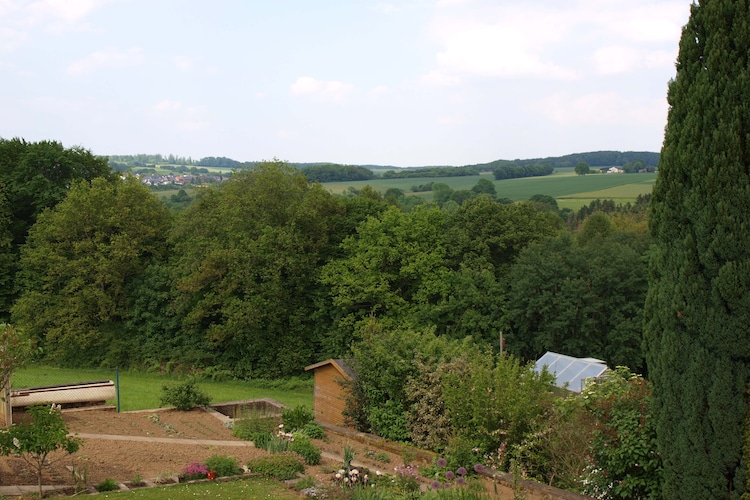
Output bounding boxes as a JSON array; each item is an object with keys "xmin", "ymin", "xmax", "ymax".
[{"xmin": 0, "ymin": 404, "xmax": 81, "ymax": 499}]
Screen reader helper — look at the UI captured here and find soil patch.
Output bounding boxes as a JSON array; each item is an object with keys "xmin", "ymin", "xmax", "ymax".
[{"xmin": 0, "ymin": 407, "xmax": 576, "ymax": 499}]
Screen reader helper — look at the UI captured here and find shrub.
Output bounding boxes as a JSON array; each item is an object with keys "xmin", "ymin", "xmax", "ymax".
[
  {"xmin": 289, "ymin": 434, "xmax": 322, "ymax": 465},
  {"xmin": 0, "ymin": 404, "xmax": 81, "ymax": 500},
  {"xmin": 246, "ymin": 453, "xmax": 305, "ymax": 481},
  {"xmin": 159, "ymin": 379, "xmax": 211, "ymax": 411},
  {"xmin": 282, "ymin": 404, "xmax": 315, "ymax": 431},
  {"xmin": 96, "ymin": 478, "xmax": 119, "ymax": 492},
  {"xmin": 301, "ymin": 422, "xmax": 326, "ymax": 440},
  {"xmin": 368, "ymin": 399, "xmax": 410, "ymax": 442},
  {"xmin": 205, "ymin": 454, "xmax": 240, "ymax": 477}
]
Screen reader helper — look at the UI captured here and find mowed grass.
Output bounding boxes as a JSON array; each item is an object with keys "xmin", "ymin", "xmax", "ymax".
[
  {"xmin": 11, "ymin": 365, "xmax": 313, "ymax": 412},
  {"xmin": 321, "ymin": 171, "xmax": 656, "ymax": 211},
  {"xmin": 97, "ymin": 477, "xmax": 300, "ymax": 499}
]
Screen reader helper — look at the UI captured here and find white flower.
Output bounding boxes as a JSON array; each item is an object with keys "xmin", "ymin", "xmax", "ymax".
[
  {"xmin": 278, "ymin": 424, "xmax": 284, "ymax": 429},
  {"xmin": 338, "ymin": 469, "xmax": 345, "ymax": 475},
  {"xmin": 351, "ymin": 469, "xmax": 359, "ymax": 475},
  {"xmin": 376, "ymin": 470, "xmax": 382, "ymax": 476},
  {"xmin": 12, "ymin": 437, "xmax": 20, "ymax": 449},
  {"xmin": 335, "ymin": 473, "xmax": 341, "ymax": 479}
]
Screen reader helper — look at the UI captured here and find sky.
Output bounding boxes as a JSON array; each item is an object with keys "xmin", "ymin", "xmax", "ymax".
[{"xmin": 1, "ymin": 0, "xmax": 692, "ymax": 167}]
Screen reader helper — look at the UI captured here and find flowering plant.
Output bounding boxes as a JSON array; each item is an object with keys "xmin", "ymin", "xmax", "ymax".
[
  {"xmin": 333, "ymin": 466, "xmax": 371, "ymax": 488},
  {"xmin": 179, "ymin": 462, "xmax": 209, "ymax": 481}
]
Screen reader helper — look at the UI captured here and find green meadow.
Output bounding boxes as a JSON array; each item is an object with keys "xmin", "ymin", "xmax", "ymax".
[
  {"xmin": 11, "ymin": 365, "xmax": 313, "ymax": 412},
  {"xmin": 321, "ymin": 169, "xmax": 656, "ymax": 211}
]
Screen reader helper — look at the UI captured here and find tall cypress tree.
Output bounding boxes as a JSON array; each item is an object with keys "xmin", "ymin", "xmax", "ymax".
[{"xmin": 644, "ymin": 1, "xmax": 750, "ymax": 498}]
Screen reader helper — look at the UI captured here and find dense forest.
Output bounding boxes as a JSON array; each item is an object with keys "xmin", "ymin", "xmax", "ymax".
[{"xmin": 0, "ymin": 138, "xmax": 650, "ymax": 378}]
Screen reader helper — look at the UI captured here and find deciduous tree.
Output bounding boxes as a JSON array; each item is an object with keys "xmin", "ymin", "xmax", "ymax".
[{"xmin": 12, "ymin": 177, "xmax": 170, "ymax": 365}]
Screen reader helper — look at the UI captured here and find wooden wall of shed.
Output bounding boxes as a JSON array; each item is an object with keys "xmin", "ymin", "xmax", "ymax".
[{"xmin": 313, "ymin": 364, "xmax": 350, "ymax": 427}]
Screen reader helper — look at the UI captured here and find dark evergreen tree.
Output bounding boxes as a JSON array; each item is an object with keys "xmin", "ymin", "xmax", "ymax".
[{"xmin": 644, "ymin": 1, "xmax": 750, "ymax": 498}]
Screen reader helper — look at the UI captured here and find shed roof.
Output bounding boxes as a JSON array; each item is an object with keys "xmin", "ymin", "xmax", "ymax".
[
  {"xmin": 304, "ymin": 358, "xmax": 355, "ymax": 380},
  {"xmin": 534, "ymin": 351, "xmax": 608, "ymax": 393}
]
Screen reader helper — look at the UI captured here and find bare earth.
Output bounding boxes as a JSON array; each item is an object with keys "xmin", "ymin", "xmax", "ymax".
[{"xmin": 0, "ymin": 407, "xmax": 559, "ymax": 499}]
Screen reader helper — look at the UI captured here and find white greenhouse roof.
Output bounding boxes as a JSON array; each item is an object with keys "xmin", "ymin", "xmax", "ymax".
[{"xmin": 534, "ymin": 351, "xmax": 608, "ymax": 393}]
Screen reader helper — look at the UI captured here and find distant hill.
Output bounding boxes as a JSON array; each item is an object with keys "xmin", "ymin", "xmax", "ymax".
[
  {"xmin": 108, "ymin": 151, "xmax": 659, "ymax": 175},
  {"xmin": 462, "ymin": 151, "xmax": 660, "ymax": 171}
]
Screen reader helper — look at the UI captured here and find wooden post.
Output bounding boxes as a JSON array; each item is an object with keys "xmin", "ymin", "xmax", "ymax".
[{"xmin": 1, "ymin": 375, "xmax": 11, "ymax": 427}]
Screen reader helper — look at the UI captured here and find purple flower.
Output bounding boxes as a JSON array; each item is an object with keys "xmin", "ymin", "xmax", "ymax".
[
  {"xmin": 437, "ymin": 457, "xmax": 447, "ymax": 468},
  {"xmin": 431, "ymin": 481, "xmax": 442, "ymax": 490},
  {"xmin": 456, "ymin": 476, "xmax": 466, "ymax": 486},
  {"xmin": 445, "ymin": 470, "xmax": 455, "ymax": 480},
  {"xmin": 457, "ymin": 467, "xmax": 467, "ymax": 476},
  {"xmin": 473, "ymin": 463, "xmax": 485, "ymax": 473}
]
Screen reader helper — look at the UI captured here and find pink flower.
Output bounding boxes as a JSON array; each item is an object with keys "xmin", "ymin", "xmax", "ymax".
[{"xmin": 437, "ymin": 457, "xmax": 447, "ymax": 467}]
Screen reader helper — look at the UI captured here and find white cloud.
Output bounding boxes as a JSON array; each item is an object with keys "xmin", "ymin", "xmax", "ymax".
[
  {"xmin": 66, "ymin": 46, "xmax": 145, "ymax": 75},
  {"xmin": 593, "ymin": 45, "xmax": 677, "ymax": 75},
  {"xmin": 427, "ymin": 6, "xmax": 577, "ymax": 82},
  {"xmin": 593, "ymin": 46, "xmax": 642, "ymax": 75},
  {"xmin": 27, "ymin": 0, "xmax": 107, "ymax": 23},
  {"xmin": 420, "ymin": 70, "xmax": 461, "ymax": 87},
  {"xmin": 370, "ymin": 85, "xmax": 391, "ymax": 96},
  {"xmin": 289, "ymin": 76, "xmax": 355, "ymax": 101},
  {"xmin": 152, "ymin": 99, "xmax": 210, "ymax": 132},
  {"xmin": 531, "ymin": 91, "xmax": 667, "ymax": 127},
  {"xmin": 425, "ymin": 1, "xmax": 688, "ymax": 82},
  {"xmin": 173, "ymin": 55, "xmax": 193, "ymax": 72}
]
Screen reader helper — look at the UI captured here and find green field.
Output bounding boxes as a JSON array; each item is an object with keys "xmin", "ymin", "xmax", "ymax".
[
  {"xmin": 321, "ymin": 170, "xmax": 656, "ymax": 211},
  {"xmin": 11, "ymin": 366, "xmax": 313, "ymax": 412}
]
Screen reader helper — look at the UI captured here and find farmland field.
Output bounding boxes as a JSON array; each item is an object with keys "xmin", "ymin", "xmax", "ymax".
[{"xmin": 321, "ymin": 170, "xmax": 656, "ymax": 211}]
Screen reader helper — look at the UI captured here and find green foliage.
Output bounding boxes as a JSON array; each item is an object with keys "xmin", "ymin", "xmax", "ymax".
[
  {"xmin": 231, "ymin": 408, "xmax": 279, "ymax": 441},
  {"xmin": 300, "ymin": 422, "xmax": 326, "ymax": 439},
  {"xmin": 574, "ymin": 162, "xmax": 590, "ymax": 175},
  {"xmin": 96, "ymin": 478, "xmax": 119, "ymax": 492},
  {"xmin": 643, "ymin": 2, "xmax": 750, "ymax": 498},
  {"xmin": 169, "ymin": 160, "xmax": 345, "ymax": 378},
  {"xmin": 0, "ymin": 138, "xmax": 114, "ymax": 319},
  {"xmin": 505, "ymin": 228, "xmax": 648, "ymax": 373},
  {"xmin": 205, "ymin": 454, "xmax": 240, "ymax": 477},
  {"xmin": 289, "ymin": 433, "xmax": 322, "ymax": 465},
  {"xmin": 246, "ymin": 453, "xmax": 305, "ymax": 480},
  {"xmin": 11, "ymin": 176, "xmax": 171, "ymax": 366},
  {"xmin": 159, "ymin": 379, "xmax": 211, "ymax": 410},
  {"xmin": 250, "ymin": 432, "xmax": 273, "ymax": 449},
  {"xmin": 441, "ymin": 352, "xmax": 555, "ymax": 463},
  {"xmin": 368, "ymin": 399, "xmax": 411, "ymax": 442},
  {"xmin": 0, "ymin": 323, "xmax": 33, "ymax": 386},
  {"xmin": 282, "ymin": 404, "xmax": 315, "ymax": 431},
  {"xmin": 405, "ymin": 357, "xmax": 454, "ymax": 451},
  {"xmin": 579, "ymin": 368, "xmax": 662, "ymax": 499},
  {"xmin": 0, "ymin": 404, "xmax": 81, "ymax": 498}
]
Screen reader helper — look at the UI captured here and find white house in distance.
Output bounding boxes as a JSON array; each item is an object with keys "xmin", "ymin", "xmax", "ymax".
[{"xmin": 534, "ymin": 351, "xmax": 609, "ymax": 393}]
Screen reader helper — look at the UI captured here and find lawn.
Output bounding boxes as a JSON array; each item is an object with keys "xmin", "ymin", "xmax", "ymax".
[
  {"xmin": 11, "ymin": 365, "xmax": 313, "ymax": 412},
  {"xmin": 97, "ymin": 477, "xmax": 300, "ymax": 499}
]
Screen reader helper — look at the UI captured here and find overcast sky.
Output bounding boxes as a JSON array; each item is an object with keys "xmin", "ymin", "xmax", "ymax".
[{"xmin": 1, "ymin": 0, "xmax": 691, "ymax": 166}]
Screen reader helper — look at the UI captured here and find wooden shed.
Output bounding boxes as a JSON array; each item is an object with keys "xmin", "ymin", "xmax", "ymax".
[{"xmin": 304, "ymin": 358, "xmax": 354, "ymax": 427}]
